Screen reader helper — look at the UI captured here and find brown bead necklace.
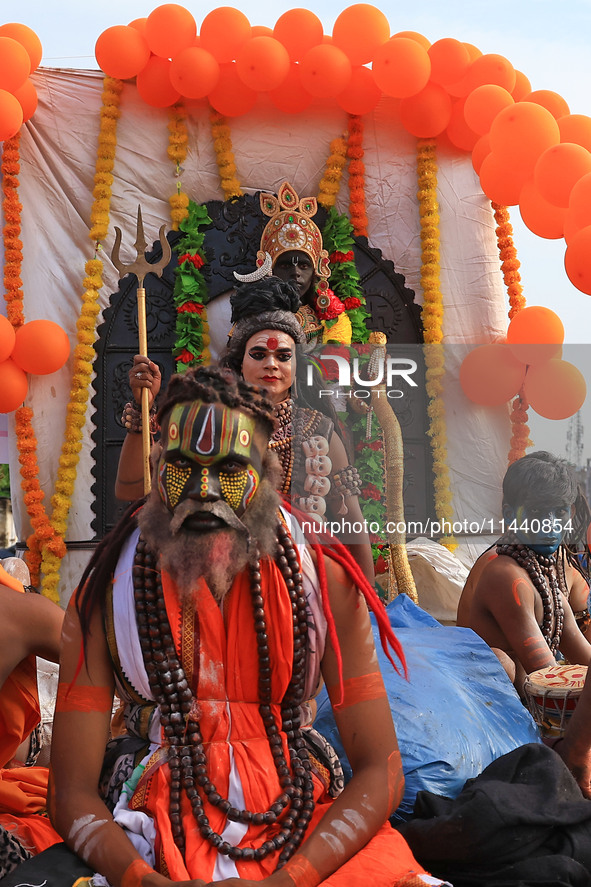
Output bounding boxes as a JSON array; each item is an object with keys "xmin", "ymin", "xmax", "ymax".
[
  {"xmin": 132, "ymin": 521, "xmax": 315, "ymax": 868},
  {"xmin": 496, "ymin": 542, "xmax": 566, "ymax": 653}
]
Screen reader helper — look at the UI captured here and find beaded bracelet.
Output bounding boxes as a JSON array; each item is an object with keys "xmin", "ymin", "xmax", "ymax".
[
  {"xmin": 331, "ymin": 464, "xmax": 361, "ymax": 497},
  {"xmin": 121, "ymin": 401, "xmax": 159, "ymax": 435}
]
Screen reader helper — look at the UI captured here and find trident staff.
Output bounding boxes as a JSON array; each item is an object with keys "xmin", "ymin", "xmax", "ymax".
[{"xmin": 111, "ymin": 206, "xmax": 171, "ymax": 494}]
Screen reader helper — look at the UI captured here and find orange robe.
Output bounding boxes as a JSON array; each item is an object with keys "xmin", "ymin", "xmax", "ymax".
[
  {"xmin": 113, "ymin": 552, "xmax": 427, "ymax": 884},
  {"xmin": 0, "ymin": 565, "xmax": 60, "ymax": 853}
]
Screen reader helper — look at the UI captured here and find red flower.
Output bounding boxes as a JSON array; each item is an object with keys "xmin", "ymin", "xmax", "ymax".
[
  {"xmin": 363, "ymin": 483, "xmax": 382, "ymax": 501},
  {"xmin": 177, "ymin": 348, "xmax": 195, "ymax": 364},
  {"xmin": 343, "ymin": 296, "xmax": 362, "ymax": 310},
  {"xmin": 178, "ymin": 252, "xmax": 204, "ymax": 269},
  {"xmin": 178, "ymin": 301, "xmax": 204, "ymax": 314},
  {"xmin": 375, "ymin": 554, "xmax": 387, "ymax": 574},
  {"xmin": 329, "ymin": 250, "xmax": 354, "ymax": 263},
  {"xmin": 320, "ymin": 343, "xmax": 350, "ymax": 381},
  {"xmin": 315, "ymin": 288, "xmax": 345, "ymax": 320}
]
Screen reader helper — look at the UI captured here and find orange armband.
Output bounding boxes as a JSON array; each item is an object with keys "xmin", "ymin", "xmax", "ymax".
[
  {"xmin": 56, "ymin": 682, "xmax": 113, "ymax": 714},
  {"xmin": 329, "ymin": 671, "xmax": 387, "ymax": 711},
  {"xmin": 282, "ymin": 856, "xmax": 321, "ymax": 887},
  {"xmin": 121, "ymin": 859, "xmax": 155, "ymax": 887}
]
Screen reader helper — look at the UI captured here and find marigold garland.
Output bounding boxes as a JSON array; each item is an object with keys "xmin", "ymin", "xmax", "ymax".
[
  {"xmin": 317, "ymin": 134, "xmax": 347, "ymax": 210},
  {"xmin": 167, "ymin": 104, "xmax": 190, "ymax": 231},
  {"xmin": 209, "ymin": 108, "xmax": 244, "ymax": 201},
  {"xmin": 347, "ymin": 115, "xmax": 368, "ymax": 238},
  {"xmin": 417, "ymin": 139, "xmax": 456, "ymax": 551},
  {"xmin": 1, "ymin": 133, "xmax": 25, "ymax": 328},
  {"xmin": 36, "ymin": 75, "xmax": 122, "ymax": 600},
  {"xmin": 491, "ymin": 202, "xmax": 531, "ymax": 464}
]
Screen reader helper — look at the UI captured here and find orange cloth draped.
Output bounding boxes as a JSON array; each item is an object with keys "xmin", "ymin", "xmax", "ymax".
[
  {"xmin": 128, "ymin": 559, "xmax": 428, "ymax": 884},
  {"xmin": 0, "ymin": 567, "xmax": 61, "ymax": 852}
]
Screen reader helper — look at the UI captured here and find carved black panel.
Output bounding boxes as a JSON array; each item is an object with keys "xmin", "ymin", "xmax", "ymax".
[{"xmin": 91, "ymin": 200, "xmax": 431, "ymax": 540}]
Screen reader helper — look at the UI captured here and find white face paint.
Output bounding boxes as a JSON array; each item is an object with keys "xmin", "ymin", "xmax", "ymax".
[{"xmin": 69, "ymin": 814, "xmax": 109, "ymax": 856}]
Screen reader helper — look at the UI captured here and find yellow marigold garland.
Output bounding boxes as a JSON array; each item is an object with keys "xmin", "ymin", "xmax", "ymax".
[
  {"xmin": 417, "ymin": 139, "xmax": 456, "ymax": 551},
  {"xmin": 209, "ymin": 108, "xmax": 243, "ymax": 201},
  {"xmin": 317, "ymin": 134, "xmax": 347, "ymax": 210},
  {"xmin": 168, "ymin": 104, "xmax": 189, "ymax": 231},
  {"xmin": 347, "ymin": 115, "xmax": 368, "ymax": 238},
  {"xmin": 38, "ymin": 75, "xmax": 122, "ymax": 601}
]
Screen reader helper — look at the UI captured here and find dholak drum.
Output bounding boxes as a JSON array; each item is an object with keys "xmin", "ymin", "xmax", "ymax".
[{"xmin": 523, "ymin": 664, "xmax": 588, "ymax": 737}]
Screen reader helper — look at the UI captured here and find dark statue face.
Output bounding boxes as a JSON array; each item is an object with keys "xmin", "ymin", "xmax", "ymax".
[
  {"xmin": 157, "ymin": 401, "xmax": 267, "ymax": 530},
  {"xmin": 273, "ymin": 250, "xmax": 315, "ymax": 300}
]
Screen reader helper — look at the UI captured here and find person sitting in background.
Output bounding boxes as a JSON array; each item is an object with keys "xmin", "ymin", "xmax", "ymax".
[
  {"xmin": 458, "ymin": 451, "xmax": 591, "ymax": 694},
  {"xmin": 0, "ymin": 558, "xmax": 63, "ymax": 877}
]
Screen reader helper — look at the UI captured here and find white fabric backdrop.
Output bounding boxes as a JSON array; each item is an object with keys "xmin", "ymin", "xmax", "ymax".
[{"xmin": 0, "ymin": 67, "xmax": 511, "ymax": 603}]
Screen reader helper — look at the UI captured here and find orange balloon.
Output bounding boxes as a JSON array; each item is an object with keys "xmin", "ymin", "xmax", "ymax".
[
  {"xmin": 145, "ymin": 4, "xmax": 196, "ymax": 58},
  {"xmin": 251, "ymin": 26, "xmax": 273, "ymax": 37},
  {"xmin": 428, "ymin": 38, "xmax": 470, "ymax": 87},
  {"xmin": 299, "ymin": 44, "xmax": 352, "ymax": 98},
  {"xmin": 506, "ymin": 305, "xmax": 564, "ymax": 366},
  {"xmin": 464, "ymin": 84, "xmax": 514, "ymax": 136},
  {"xmin": 0, "ymin": 90, "xmax": 23, "ymax": 141},
  {"xmin": 463, "ymin": 53, "xmax": 516, "ymax": 95},
  {"xmin": 392, "ymin": 31, "xmax": 430, "ymax": 50},
  {"xmin": 400, "ymin": 82, "xmax": 452, "ymax": 138},
  {"xmin": 268, "ymin": 64, "xmax": 312, "ymax": 113},
  {"xmin": 208, "ymin": 62, "xmax": 257, "ymax": 116},
  {"xmin": 565, "ymin": 225, "xmax": 591, "ymax": 295},
  {"xmin": 459, "ymin": 344, "xmax": 526, "ymax": 407},
  {"xmin": 332, "ymin": 4, "xmax": 390, "ymax": 65},
  {"xmin": 567, "ymin": 172, "xmax": 591, "ymax": 233},
  {"xmin": 372, "ymin": 37, "xmax": 431, "ymax": 99},
  {"xmin": 169, "ymin": 47, "xmax": 219, "ymax": 98},
  {"xmin": 463, "ymin": 43, "xmax": 482, "ymax": 63},
  {"xmin": 563, "ymin": 210, "xmax": 585, "ymax": 245},
  {"xmin": 12, "ymin": 320, "xmax": 70, "ymax": 375},
  {"xmin": 136, "ymin": 56, "xmax": 181, "ymax": 107},
  {"xmin": 489, "ymin": 102, "xmax": 560, "ymax": 173},
  {"xmin": 128, "ymin": 18, "xmax": 148, "ymax": 39},
  {"xmin": 0, "ymin": 23, "xmax": 42, "ymax": 71},
  {"xmin": 0, "ymin": 37, "xmax": 29, "ymax": 92},
  {"xmin": 0, "ymin": 316, "xmax": 15, "ymax": 363},
  {"xmin": 534, "ymin": 143, "xmax": 591, "ymax": 208},
  {"xmin": 519, "ymin": 179, "xmax": 567, "ymax": 240},
  {"xmin": 524, "ymin": 359, "xmax": 586, "ymax": 420},
  {"xmin": 558, "ymin": 114, "xmax": 591, "ymax": 153},
  {"xmin": 273, "ymin": 9, "xmax": 323, "ymax": 61},
  {"xmin": 479, "ymin": 151, "xmax": 529, "ymax": 206},
  {"xmin": 0, "ymin": 359, "xmax": 28, "ymax": 413},
  {"xmin": 337, "ymin": 65, "xmax": 381, "ymax": 115},
  {"xmin": 511, "ymin": 70, "xmax": 532, "ymax": 101},
  {"xmin": 200, "ymin": 8, "xmax": 251, "ymax": 64},
  {"xmin": 236, "ymin": 36, "xmax": 289, "ymax": 91},
  {"xmin": 472, "ymin": 133, "xmax": 491, "ymax": 175},
  {"xmin": 446, "ymin": 98, "xmax": 479, "ymax": 151},
  {"xmin": 13, "ymin": 78, "xmax": 37, "ymax": 122},
  {"xmin": 524, "ymin": 89, "xmax": 570, "ymax": 120},
  {"xmin": 95, "ymin": 26, "xmax": 151, "ymax": 80}
]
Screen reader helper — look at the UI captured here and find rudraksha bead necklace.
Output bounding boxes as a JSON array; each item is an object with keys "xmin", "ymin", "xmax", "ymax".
[
  {"xmin": 496, "ymin": 542, "xmax": 565, "ymax": 653},
  {"xmin": 133, "ymin": 521, "xmax": 315, "ymax": 867}
]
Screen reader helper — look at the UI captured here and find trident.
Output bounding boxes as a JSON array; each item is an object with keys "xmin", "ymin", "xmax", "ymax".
[{"xmin": 112, "ymin": 205, "xmax": 172, "ymax": 495}]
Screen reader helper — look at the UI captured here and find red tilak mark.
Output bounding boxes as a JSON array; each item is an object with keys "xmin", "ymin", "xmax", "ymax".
[{"xmin": 267, "ymin": 336, "xmax": 278, "ymax": 351}]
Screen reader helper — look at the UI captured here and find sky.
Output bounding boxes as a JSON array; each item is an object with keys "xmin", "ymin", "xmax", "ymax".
[{"xmin": 7, "ymin": 0, "xmax": 591, "ymax": 461}]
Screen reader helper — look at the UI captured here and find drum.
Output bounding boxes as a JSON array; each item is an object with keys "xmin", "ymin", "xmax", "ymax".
[{"xmin": 523, "ymin": 664, "xmax": 588, "ymax": 737}]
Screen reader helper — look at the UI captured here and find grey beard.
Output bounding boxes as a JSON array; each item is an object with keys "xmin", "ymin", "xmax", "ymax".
[{"xmin": 138, "ymin": 464, "xmax": 281, "ymax": 602}]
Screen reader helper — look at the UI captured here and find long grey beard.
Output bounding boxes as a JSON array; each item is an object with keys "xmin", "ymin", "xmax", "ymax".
[{"xmin": 138, "ymin": 471, "xmax": 281, "ymax": 602}]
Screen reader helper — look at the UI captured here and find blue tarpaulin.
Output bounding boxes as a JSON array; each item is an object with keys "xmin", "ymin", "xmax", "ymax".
[{"xmin": 314, "ymin": 594, "xmax": 541, "ymax": 819}]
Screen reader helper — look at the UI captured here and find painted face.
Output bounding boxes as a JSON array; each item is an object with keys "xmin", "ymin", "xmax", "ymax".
[
  {"xmin": 157, "ymin": 401, "xmax": 266, "ymax": 529},
  {"xmin": 511, "ymin": 501, "xmax": 572, "ymax": 555},
  {"xmin": 273, "ymin": 250, "xmax": 315, "ymax": 299},
  {"xmin": 241, "ymin": 329, "xmax": 295, "ymax": 405}
]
